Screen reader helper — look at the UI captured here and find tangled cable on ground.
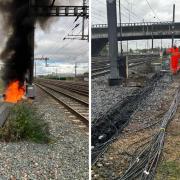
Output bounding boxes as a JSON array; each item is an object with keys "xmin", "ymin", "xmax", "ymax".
[
  {"xmin": 92, "ymin": 73, "xmax": 164, "ymax": 165},
  {"xmin": 115, "ymin": 86, "xmax": 180, "ymax": 180}
]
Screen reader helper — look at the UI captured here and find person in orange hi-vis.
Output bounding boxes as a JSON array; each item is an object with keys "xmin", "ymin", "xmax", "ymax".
[{"xmin": 166, "ymin": 45, "xmax": 180, "ymax": 74}]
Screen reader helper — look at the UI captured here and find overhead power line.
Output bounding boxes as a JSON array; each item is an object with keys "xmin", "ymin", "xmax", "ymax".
[{"xmin": 145, "ymin": 0, "xmax": 160, "ymax": 21}]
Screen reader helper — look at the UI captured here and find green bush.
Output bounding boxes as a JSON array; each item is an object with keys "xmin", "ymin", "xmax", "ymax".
[{"xmin": 0, "ymin": 102, "xmax": 50, "ymax": 143}]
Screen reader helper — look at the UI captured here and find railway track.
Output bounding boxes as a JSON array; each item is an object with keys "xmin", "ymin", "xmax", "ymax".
[
  {"xmin": 91, "ymin": 72, "xmax": 164, "ymax": 165},
  {"xmin": 36, "ymin": 78, "xmax": 88, "ymax": 97},
  {"xmin": 35, "ymin": 80, "xmax": 89, "ymax": 126},
  {"xmin": 92, "ymin": 55, "xmax": 161, "ymax": 78},
  {"xmin": 92, "ymin": 69, "xmax": 110, "ymax": 78}
]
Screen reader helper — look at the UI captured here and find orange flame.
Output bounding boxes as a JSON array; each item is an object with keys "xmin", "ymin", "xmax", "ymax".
[{"xmin": 4, "ymin": 80, "xmax": 25, "ymax": 103}]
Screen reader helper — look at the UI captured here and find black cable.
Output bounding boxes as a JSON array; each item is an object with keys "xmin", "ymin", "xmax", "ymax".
[
  {"xmin": 116, "ymin": 86, "xmax": 180, "ymax": 179},
  {"xmin": 92, "ymin": 73, "xmax": 164, "ymax": 165}
]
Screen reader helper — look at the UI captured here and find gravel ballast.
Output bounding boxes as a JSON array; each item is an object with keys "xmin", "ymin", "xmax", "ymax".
[
  {"xmin": 91, "ymin": 75, "xmax": 137, "ymax": 121},
  {"xmin": 92, "ymin": 74, "xmax": 178, "ymax": 179},
  {"xmin": 0, "ymin": 87, "xmax": 88, "ymax": 179}
]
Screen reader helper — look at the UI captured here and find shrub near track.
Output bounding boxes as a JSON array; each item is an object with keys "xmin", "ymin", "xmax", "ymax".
[{"xmin": 0, "ymin": 102, "xmax": 50, "ymax": 143}]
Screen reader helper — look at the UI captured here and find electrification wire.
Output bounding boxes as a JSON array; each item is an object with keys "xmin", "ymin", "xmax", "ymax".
[
  {"xmin": 38, "ymin": 17, "xmax": 84, "ymax": 56},
  {"xmin": 145, "ymin": 0, "xmax": 161, "ymax": 21},
  {"xmin": 92, "ymin": 0, "xmax": 143, "ymax": 24},
  {"xmin": 116, "ymin": 1, "xmax": 143, "ymax": 22},
  {"xmin": 35, "ymin": 17, "xmax": 79, "ymax": 56}
]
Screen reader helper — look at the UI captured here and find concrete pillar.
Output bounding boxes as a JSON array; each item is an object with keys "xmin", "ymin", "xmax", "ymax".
[{"xmin": 106, "ymin": 0, "xmax": 120, "ymax": 86}]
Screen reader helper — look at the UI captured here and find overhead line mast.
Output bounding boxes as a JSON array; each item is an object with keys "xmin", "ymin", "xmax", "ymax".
[
  {"xmin": 27, "ymin": 0, "xmax": 89, "ymax": 97},
  {"xmin": 51, "ymin": 0, "xmax": 55, "ymax": 6}
]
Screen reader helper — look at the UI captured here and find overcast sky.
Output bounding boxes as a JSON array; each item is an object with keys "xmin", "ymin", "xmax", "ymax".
[
  {"xmin": 1, "ymin": 0, "xmax": 180, "ymax": 75},
  {"xmin": 34, "ymin": 16, "xmax": 89, "ymax": 75},
  {"xmin": 0, "ymin": 0, "xmax": 89, "ymax": 76},
  {"xmin": 92, "ymin": 0, "xmax": 180, "ymax": 50},
  {"xmin": 35, "ymin": 0, "xmax": 89, "ymax": 75}
]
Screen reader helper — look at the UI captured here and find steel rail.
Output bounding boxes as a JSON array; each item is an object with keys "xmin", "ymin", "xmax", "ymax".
[
  {"xmin": 37, "ymin": 78, "xmax": 89, "ymax": 91},
  {"xmin": 91, "ymin": 57, "xmax": 158, "ymax": 78},
  {"xmin": 91, "ymin": 56, "xmax": 159, "ymax": 74},
  {"xmin": 36, "ymin": 78, "xmax": 88, "ymax": 87},
  {"xmin": 36, "ymin": 79, "xmax": 88, "ymax": 97},
  {"xmin": 35, "ymin": 83, "xmax": 89, "ymax": 126},
  {"xmin": 35, "ymin": 82, "xmax": 88, "ymax": 106},
  {"xmin": 92, "ymin": 66, "xmax": 110, "ymax": 73},
  {"xmin": 36, "ymin": 78, "xmax": 89, "ymax": 88},
  {"xmin": 92, "ymin": 70, "xmax": 110, "ymax": 78}
]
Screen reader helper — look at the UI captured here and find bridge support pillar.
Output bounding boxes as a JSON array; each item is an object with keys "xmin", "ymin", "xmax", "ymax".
[{"xmin": 106, "ymin": 0, "xmax": 121, "ymax": 86}]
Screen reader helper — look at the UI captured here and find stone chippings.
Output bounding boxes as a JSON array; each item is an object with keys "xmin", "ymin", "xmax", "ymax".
[
  {"xmin": 126, "ymin": 75, "xmax": 172, "ymax": 130},
  {"xmin": 91, "ymin": 75, "xmax": 137, "ymax": 121},
  {"xmin": 0, "ymin": 88, "xmax": 88, "ymax": 180},
  {"xmin": 92, "ymin": 75, "xmax": 175, "ymax": 179}
]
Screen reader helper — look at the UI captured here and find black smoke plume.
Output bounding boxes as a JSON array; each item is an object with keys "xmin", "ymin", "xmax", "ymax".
[{"xmin": 0, "ymin": 0, "xmax": 52, "ymax": 87}]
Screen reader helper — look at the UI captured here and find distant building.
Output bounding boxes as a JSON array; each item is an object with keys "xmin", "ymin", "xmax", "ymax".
[{"xmin": 76, "ymin": 72, "xmax": 89, "ymax": 81}]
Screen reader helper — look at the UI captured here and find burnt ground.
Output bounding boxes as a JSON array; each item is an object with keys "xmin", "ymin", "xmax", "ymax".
[
  {"xmin": 91, "ymin": 73, "xmax": 163, "ymax": 165},
  {"xmin": 92, "ymin": 74, "xmax": 180, "ymax": 180},
  {"xmin": 92, "ymin": 60, "xmax": 159, "ymax": 121}
]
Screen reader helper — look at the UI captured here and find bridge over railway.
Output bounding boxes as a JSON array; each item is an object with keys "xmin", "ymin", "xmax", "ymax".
[{"xmin": 92, "ymin": 21, "xmax": 180, "ymax": 56}]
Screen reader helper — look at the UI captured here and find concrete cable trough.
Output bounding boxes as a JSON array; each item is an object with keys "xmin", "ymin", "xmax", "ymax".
[{"xmin": 0, "ymin": 101, "xmax": 13, "ymax": 127}]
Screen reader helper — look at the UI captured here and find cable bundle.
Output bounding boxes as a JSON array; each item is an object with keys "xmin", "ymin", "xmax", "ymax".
[
  {"xmin": 116, "ymin": 86, "xmax": 180, "ymax": 180},
  {"xmin": 92, "ymin": 73, "xmax": 164, "ymax": 165}
]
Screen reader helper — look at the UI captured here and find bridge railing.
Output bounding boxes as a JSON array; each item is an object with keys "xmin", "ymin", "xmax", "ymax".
[{"xmin": 92, "ymin": 21, "xmax": 172, "ymax": 28}]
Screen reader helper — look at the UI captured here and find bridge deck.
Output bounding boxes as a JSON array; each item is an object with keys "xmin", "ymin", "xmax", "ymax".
[{"xmin": 92, "ymin": 22, "xmax": 180, "ymax": 40}]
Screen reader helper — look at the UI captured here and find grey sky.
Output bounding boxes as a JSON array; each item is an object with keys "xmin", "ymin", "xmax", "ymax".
[
  {"xmin": 0, "ymin": 0, "xmax": 89, "ymax": 75},
  {"xmin": 92, "ymin": 0, "xmax": 180, "ymax": 23},
  {"xmin": 35, "ymin": 0, "xmax": 89, "ymax": 75},
  {"xmin": 92, "ymin": 0, "xmax": 180, "ymax": 50},
  {"xmin": 34, "ymin": 16, "xmax": 89, "ymax": 75}
]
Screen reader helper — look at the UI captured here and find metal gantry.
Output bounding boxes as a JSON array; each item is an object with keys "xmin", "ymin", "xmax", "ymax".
[
  {"xmin": 28, "ymin": 0, "xmax": 89, "ymax": 83},
  {"xmin": 30, "ymin": 5, "xmax": 89, "ymax": 17},
  {"xmin": 29, "ymin": 0, "xmax": 89, "ymax": 17},
  {"xmin": 63, "ymin": 0, "xmax": 89, "ymax": 41}
]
